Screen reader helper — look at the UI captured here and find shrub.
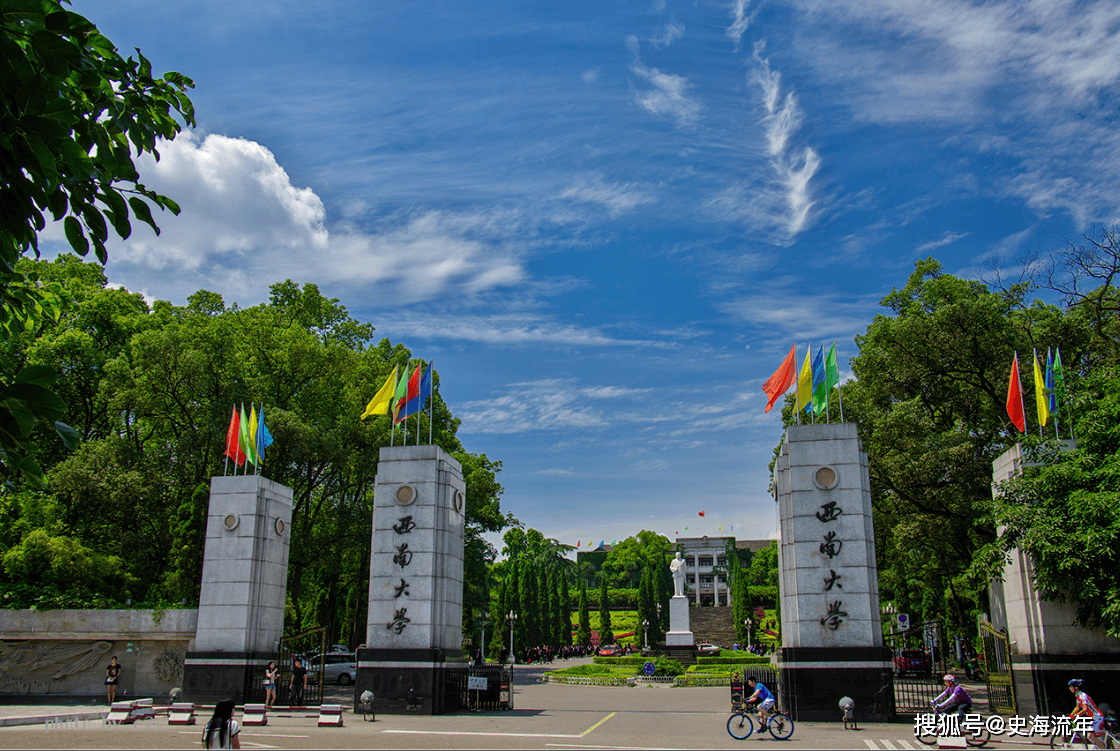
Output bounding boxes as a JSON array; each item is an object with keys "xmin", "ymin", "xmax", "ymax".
[{"xmin": 636, "ymin": 656, "xmax": 683, "ymax": 677}]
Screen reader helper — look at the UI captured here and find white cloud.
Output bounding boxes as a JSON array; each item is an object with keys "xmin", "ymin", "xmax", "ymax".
[
  {"xmin": 650, "ymin": 18, "xmax": 685, "ymax": 48},
  {"xmin": 378, "ymin": 312, "xmax": 666, "ymax": 347},
  {"xmin": 705, "ymin": 47, "xmax": 821, "ymax": 244},
  {"xmin": 719, "ymin": 288, "xmax": 882, "ymax": 344},
  {"xmin": 559, "ymin": 175, "xmax": 655, "ymax": 216},
  {"xmin": 916, "ymin": 231, "xmax": 969, "ymax": 253},
  {"xmin": 727, "ymin": 0, "xmax": 755, "ymax": 47},
  {"xmin": 55, "ymin": 133, "xmax": 528, "ymax": 305},
  {"xmin": 625, "ymin": 36, "xmax": 702, "ymax": 128}
]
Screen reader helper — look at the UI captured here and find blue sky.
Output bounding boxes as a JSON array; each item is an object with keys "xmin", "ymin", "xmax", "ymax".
[{"xmin": 57, "ymin": 0, "xmax": 1120, "ymax": 551}]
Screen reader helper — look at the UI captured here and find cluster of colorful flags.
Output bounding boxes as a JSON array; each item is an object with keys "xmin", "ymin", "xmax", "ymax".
[
  {"xmin": 1006, "ymin": 347, "xmax": 1067, "ymax": 436},
  {"xmin": 761, "ymin": 342, "xmax": 844, "ymax": 421},
  {"xmin": 361, "ymin": 360, "xmax": 436, "ymax": 445},
  {"xmin": 224, "ymin": 403, "xmax": 274, "ymax": 474}
]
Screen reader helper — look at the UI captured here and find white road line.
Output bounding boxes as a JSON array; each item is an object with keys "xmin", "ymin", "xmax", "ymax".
[
  {"xmin": 383, "ymin": 712, "xmax": 616, "ymax": 741},
  {"xmin": 864, "ymin": 740, "xmax": 880, "ymax": 750},
  {"xmin": 898, "ymin": 740, "xmax": 918, "ymax": 749},
  {"xmin": 880, "ymin": 740, "xmax": 898, "ymax": 749},
  {"xmin": 546, "ymin": 745, "xmax": 687, "ymax": 750}
]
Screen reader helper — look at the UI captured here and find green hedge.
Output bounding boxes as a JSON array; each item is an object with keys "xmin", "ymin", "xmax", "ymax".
[
  {"xmin": 696, "ymin": 655, "xmax": 772, "ymax": 665},
  {"xmin": 593, "ymin": 655, "xmax": 654, "ymax": 666}
]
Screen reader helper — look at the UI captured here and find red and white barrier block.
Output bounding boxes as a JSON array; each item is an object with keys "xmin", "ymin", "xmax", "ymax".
[
  {"xmin": 317, "ymin": 704, "xmax": 344, "ymax": 727},
  {"xmin": 105, "ymin": 699, "xmax": 156, "ymax": 725},
  {"xmin": 168, "ymin": 702, "xmax": 196, "ymax": 725},
  {"xmin": 242, "ymin": 704, "xmax": 268, "ymax": 726}
]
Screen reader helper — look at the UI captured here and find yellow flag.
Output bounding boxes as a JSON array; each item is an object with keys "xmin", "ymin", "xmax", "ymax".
[
  {"xmin": 361, "ymin": 366, "xmax": 398, "ymax": 420},
  {"xmin": 1033, "ymin": 350, "xmax": 1049, "ymax": 427},
  {"xmin": 796, "ymin": 348, "xmax": 813, "ymax": 413}
]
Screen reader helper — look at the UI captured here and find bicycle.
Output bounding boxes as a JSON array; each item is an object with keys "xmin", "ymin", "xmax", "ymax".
[
  {"xmin": 915, "ymin": 706, "xmax": 991, "ymax": 747},
  {"xmin": 1049, "ymin": 718, "xmax": 1117, "ymax": 749},
  {"xmin": 727, "ymin": 701, "xmax": 795, "ymax": 741}
]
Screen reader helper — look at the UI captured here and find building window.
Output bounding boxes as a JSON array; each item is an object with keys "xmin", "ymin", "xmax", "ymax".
[
  {"xmin": 698, "ymin": 556, "xmax": 713, "ymax": 567},
  {"xmin": 686, "ymin": 574, "xmax": 695, "ymax": 584},
  {"xmin": 699, "ymin": 574, "xmax": 713, "ymax": 584},
  {"xmin": 717, "ymin": 574, "xmax": 727, "ymax": 583},
  {"xmin": 686, "ymin": 557, "xmax": 695, "ymax": 567},
  {"xmin": 717, "ymin": 555, "xmax": 726, "ymax": 566}
]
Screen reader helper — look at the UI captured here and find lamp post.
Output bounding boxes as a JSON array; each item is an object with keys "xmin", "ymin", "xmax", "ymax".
[
  {"xmin": 744, "ymin": 618, "xmax": 752, "ymax": 651},
  {"xmin": 642, "ymin": 619, "xmax": 649, "ymax": 651},
  {"xmin": 508, "ymin": 610, "xmax": 518, "ymax": 664},
  {"xmin": 478, "ymin": 619, "xmax": 490, "ymax": 664}
]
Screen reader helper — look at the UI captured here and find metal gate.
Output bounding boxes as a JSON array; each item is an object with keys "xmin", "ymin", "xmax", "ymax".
[
  {"xmin": 979, "ymin": 621, "xmax": 1016, "ymax": 714},
  {"xmin": 270, "ymin": 626, "xmax": 327, "ymax": 707},
  {"xmin": 884, "ymin": 619, "xmax": 948, "ymax": 714}
]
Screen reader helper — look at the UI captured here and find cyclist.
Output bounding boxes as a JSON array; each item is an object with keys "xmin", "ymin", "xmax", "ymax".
[
  {"xmin": 931, "ymin": 674, "xmax": 972, "ymax": 724},
  {"xmin": 745, "ymin": 675, "xmax": 777, "ymax": 729},
  {"xmin": 1068, "ymin": 679, "xmax": 1106, "ymax": 749}
]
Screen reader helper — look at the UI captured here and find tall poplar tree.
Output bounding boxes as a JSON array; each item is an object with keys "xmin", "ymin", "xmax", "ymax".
[
  {"xmin": 598, "ymin": 575, "xmax": 614, "ymax": 645},
  {"xmin": 576, "ymin": 582, "xmax": 592, "ymax": 646}
]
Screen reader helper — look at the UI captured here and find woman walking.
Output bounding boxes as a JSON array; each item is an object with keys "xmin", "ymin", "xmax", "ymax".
[{"xmin": 263, "ymin": 662, "xmax": 278, "ymax": 709}]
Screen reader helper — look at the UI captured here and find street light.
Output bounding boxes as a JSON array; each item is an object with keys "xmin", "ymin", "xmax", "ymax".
[
  {"xmin": 508, "ymin": 611, "xmax": 518, "ymax": 665},
  {"xmin": 478, "ymin": 619, "xmax": 491, "ymax": 664},
  {"xmin": 744, "ymin": 618, "xmax": 752, "ymax": 651},
  {"xmin": 642, "ymin": 619, "xmax": 649, "ymax": 650}
]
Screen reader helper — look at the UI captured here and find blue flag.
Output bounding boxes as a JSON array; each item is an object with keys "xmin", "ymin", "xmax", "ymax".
[
  {"xmin": 811, "ymin": 345, "xmax": 827, "ymax": 414},
  {"xmin": 256, "ymin": 406, "xmax": 275, "ymax": 464}
]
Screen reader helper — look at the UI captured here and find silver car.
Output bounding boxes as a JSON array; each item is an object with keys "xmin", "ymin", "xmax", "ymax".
[{"xmin": 307, "ymin": 652, "xmax": 357, "ymax": 685}]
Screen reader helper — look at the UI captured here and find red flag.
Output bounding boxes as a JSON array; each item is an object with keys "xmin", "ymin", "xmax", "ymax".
[
  {"xmin": 393, "ymin": 364, "xmax": 422, "ymax": 424},
  {"xmin": 698, "ymin": 510, "xmax": 705, "ymax": 517},
  {"xmin": 761, "ymin": 344, "xmax": 797, "ymax": 413},
  {"xmin": 225, "ymin": 406, "xmax": 246, "ymax": 465},
  {"xmin": 1006, "ymin": 353, "xmax": 1026, "ymax": 433}
]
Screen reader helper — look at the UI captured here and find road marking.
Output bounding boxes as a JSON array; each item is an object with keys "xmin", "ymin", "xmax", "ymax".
[
  {"xmin": 898, "ymin": 741, "xmax": 918, "ymax": 749},
  {"xmin": 384, "ymin": 712, "xmax": 617, "ymax": 740},
  {"xmin": 547, "ymin": 745, "xmax": 686, "ymax": 750},
  {"xmin": 880, "ymin": 740, "xmax": 898, "ymax": 749},
  {"xmin": 865, "ymin": 741, "xmax": 879, "ymax": 749},
  {"xmin": 581, "ymin": 713, "xmax": 617, "ymax": 736}
]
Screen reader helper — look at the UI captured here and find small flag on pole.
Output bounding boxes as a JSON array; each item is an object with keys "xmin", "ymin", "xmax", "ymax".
[
  {"xmin": 1033, "ymin": 349, "xmax": 1049, "ymax": 428},
  {"xmin": 698, "ymin": 511, "xmax": 705, "ymax": 517},
  {"xmin": 225, "ymin": 406, "xmax": 245, "ymax": 466},
  {"xmin": 362, "ymin": 366, "xmax": 398, "ymax": 420},
  {"xmin": 761, "ymin": 344, "xmax": 797, "ymax": 413},
  {"xmin": 1006, "ymin": 353, "xmax": 1026, "ymax": 433}
]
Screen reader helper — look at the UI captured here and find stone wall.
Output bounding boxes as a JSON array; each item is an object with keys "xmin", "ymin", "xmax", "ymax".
[{"xmin": 0, "ymin": 609, "xmax": 197, "ymax": 699}]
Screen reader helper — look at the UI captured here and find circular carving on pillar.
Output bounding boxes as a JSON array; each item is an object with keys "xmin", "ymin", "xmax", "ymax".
[
  {"xmin": 223, "ymin": 514, "xmax": 239, "ymax": 530},
  {"xmin": 453, "ymin": 490, "xmax": 464, "ymax": 512},
  {"xmin": 814, "ymin": 466, "xmax": 838, "ymax": 490},
  {"xmin": 396, "ymin": 484, "xmax": 417, "ymax": 505},
  {"xmin": 275, "ymin": 518, "xmax": 285, "ymax": 535}
]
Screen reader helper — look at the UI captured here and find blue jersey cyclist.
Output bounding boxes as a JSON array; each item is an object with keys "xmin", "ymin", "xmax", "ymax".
[
  {"xmin": 746, "ymin": 676, "xmax": 777, "ymax": 727},
  {"xmin": 932, "ymin": 674, "xmax": 972, "ymax": 723}
]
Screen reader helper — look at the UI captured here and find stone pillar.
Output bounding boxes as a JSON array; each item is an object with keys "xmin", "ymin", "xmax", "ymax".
[
  {"xmin": 666, "ymin": 595, "xmax": 694, "ymax": 646},
  {"xmin": 774, "ymin": 423, "xmax": 890, "ymax": 722},
  {"xmin": 355, "ymin": 445, "xmax": 467, "ymax": 714},
  {"xmin": 184, "ymin": 475, "xmax": 292, "ymax": 702},
  {"xmin": 989, "ymin": 443, "xmax": 1120, "ymax": 717}
]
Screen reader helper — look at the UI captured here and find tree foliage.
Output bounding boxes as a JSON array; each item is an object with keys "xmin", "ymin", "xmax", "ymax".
[{"xmin": 0, "ymin": 0, "xmax": 195, "ymax": 487}]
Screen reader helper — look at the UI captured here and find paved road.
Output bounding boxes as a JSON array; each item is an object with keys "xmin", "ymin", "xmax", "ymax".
[{"xmin": 0, "ymin": 661, "xmax": 1057, "ymax": 749}]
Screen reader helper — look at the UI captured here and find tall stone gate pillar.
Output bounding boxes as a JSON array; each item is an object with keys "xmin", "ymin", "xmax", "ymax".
[
  {"xmin": 774, "ymin": 423, "xmax": 890, "ymax": 722},
  {"xmin": 184, "ymin": 474, "xmax": 292, "ymax": 702},
  {"xmin": 355, "ymin": 445, "xmax": 467, "ymax": 714},
  {"xmin": 988, "ymin": 443, "xmax": 1120, "ymax": 717}
]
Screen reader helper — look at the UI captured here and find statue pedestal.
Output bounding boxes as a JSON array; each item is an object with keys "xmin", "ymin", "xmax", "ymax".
[{"xmin": 665, "ymin": 596, "xmax": 694, "ymax": 646}]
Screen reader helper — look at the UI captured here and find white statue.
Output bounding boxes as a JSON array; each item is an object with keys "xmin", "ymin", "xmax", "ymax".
[{"xmin": 669, "ymin": 552, "xmax": 686, "ymax": 597}]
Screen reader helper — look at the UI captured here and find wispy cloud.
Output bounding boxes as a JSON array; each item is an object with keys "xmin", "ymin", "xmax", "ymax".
[
  {"xmin": 705, "ymin": 46, "xmax": 821, "ymax": 244},
  {"xmin": 625, "ymin": 36, "xmax": 702, "ymax": 128},
  {"xmin": 719, "ymin": 288, "xmax": 883, "ymax": 344},
  {"xmin": 650, "ymin": 18, "xmax": 684, "ymax": 48},
  {"xmin": 727, "ymin": 0, "xmax": 755, "ymax": 47},
  {"xmin": 378, "ymin": 313, "xmax": 661, "ymax": 347},
  {"xmin": 559, "ymin": 175, "xmax": 655, "ymax": 217},
  {"xmin": 916, "ymin": 231, "xmax": 969, "ymax": 253}
]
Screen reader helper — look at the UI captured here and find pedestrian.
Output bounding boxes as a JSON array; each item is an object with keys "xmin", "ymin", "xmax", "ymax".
[
  {"xmin": 105, "ymin": 655, "xmax": 121, "ymax": 704},
  {"xmin": 263, "ymin": 661, "xmax": 278, "ymax": 709},
  {"xmin": 289, "ymin": 657, "xmax": 308, "ymax": 706},
  {"xmin": 202, "ymin": 699, "xmax": 241, "ymax": 749}
]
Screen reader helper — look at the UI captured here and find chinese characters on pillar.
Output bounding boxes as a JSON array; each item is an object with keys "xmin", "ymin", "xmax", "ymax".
[
  {"xmin": 387, "ymin": 515, "xmax": 414, "ymax": 634},
  {"xmin": 816, "ymin": 498, "xmax": 846, "ymax": 629}
]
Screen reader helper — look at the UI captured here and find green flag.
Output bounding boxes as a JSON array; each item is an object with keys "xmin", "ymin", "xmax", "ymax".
[
  {"xmin": 825, "ymin": 343, "xmax": 840, "ymax": 391},
  {"xmin": 391, "ymin": 363, "xmax": 410, "ymax": 423},
  {"xmin": 1052, "ymin": 347, "xmax": 1065, "ymax": 404},
  {"xmin": 238, "ymin": 404, "xmax": 260, "ymax": 466}
]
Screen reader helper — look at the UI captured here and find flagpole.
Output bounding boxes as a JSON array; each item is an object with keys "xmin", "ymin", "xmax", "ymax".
[
  {"xmin": 809, "ymin": 340, "xmax": 815, "ymax": 425},
  {"xmin": 1017, "ymin": 353, "xmax": 1027, "ymax": 439},
  {"xmin": 795, "ymin": 344, "xmax": 802, "ymax": 425},
  {"xmin": 416, "ymin": 362, "xmax": 422, "ymax": 445},
  {"xmin": 428, "ymin": 368, "xmax": 434, "ymax": 446},
  {"xmin": 224, "ymin": 405, "xmax": 230, "ymax": 476}
]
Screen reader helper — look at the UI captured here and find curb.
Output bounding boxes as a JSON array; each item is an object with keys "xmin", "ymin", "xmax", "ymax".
[{"xmin": 0, "ymin": 711, "xmax": 107, "ymax": 728}]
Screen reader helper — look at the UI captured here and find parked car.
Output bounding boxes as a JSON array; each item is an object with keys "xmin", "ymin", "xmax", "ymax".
[
  {"xmin": 597, "ymin": 645, "xmax": 622, "ymax": 656},
  {"xmin": 698, "ymin": 643, "xmax": 721, "ymax": 652},
  {"xmin": 893, "ymin": 649, "xmax": 931, "ymax": 676},
  {"xmin": 306, "ymin": 652, "xmax": 358, "ymax": 685}
]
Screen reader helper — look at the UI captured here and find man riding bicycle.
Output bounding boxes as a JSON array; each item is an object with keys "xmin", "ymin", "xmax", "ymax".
[
  {"xmin": 932, "ymin": 674, "xmax": 972, "ymax": 723},
  {"xmin": 746, "ymin": 675, "xmax": 776, "ymax": 728},
  {"xmin": 1068, "ymin": 678, "xmax": 1106, "ymax": 749}
]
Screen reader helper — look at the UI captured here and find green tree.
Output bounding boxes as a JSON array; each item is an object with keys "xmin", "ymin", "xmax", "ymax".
[
  {"xmin": 983, "ymin": 368, "xmax": 1120, "ymax": 636},
  {"xmin": 1, "ymin": 1, "xmax": 195, "ymax": 487},
  {"xmin": 576, "ymin": 582, "xmax": 591, "ymax": 646},
  {"xmin": 598, "ymin": 575, "xmax": 614, "ymax": 645}
]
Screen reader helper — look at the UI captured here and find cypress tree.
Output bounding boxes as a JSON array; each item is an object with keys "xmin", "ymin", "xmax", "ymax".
[
  {"xmin": 562, "ymin": 573, "xmax": 574, "ymax": 646},
  {"xmin": 549, "ymin": 567, "xmax": 563, "ymax": 647},
  {"xmin": 637, "ymin": 565, "xmax": 653, "ymax": 648},
  {"xmin": 599, "ymin": 575, "xmax": 614, "ymax": 645},
  {"xmin": 576, "ymin": 583, "xmax": 592, "ymax": 646},
  {"xmin": 518, "ymin": 555, "xmax": 534, "ymax": 652},
  {"xmin": 540, "ymin": 566, "xmax": 553, "ymax": 647},
  {"xmin": 658, "ymin": 554, "xmax": 672, "ymax": 632}
]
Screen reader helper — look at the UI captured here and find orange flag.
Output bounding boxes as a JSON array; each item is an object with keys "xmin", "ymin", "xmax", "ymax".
[{"xmin": 761, "ymin": 344, "xmax": 797, "ymax": 413}]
